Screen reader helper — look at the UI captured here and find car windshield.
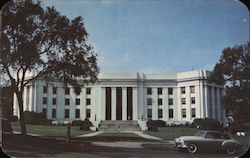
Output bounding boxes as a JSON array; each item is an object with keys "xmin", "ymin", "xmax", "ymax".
[{"xmin": 195, "ymin": 131, "xmax": 206, "ymax": 137}]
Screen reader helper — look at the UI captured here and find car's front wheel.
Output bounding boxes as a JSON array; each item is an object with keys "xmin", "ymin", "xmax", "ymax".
[
  {"xmin": 226, "ymin": 148, "xmax": 236, "ymax": 155},
  {"xmin": 187, "ymin": 143, "xmax": 198, "ymax": 154}
]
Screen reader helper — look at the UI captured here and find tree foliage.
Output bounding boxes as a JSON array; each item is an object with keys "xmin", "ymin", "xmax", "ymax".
[
  {"xmin": 208, "ymin": 42, "xmax": 250, "ymax": 124},
  {"xmin": 0, "ymin": 0, "xmax": 99, "ymax": 135}
]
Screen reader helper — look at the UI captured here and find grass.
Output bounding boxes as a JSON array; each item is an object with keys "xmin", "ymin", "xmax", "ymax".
[
  {"xmin": 11, "ymin": 122, "xmax": 93, "ymax": 138},
  {"xmin": 144, "ymin": 127, "xmax": 199, "ymax": 140}
]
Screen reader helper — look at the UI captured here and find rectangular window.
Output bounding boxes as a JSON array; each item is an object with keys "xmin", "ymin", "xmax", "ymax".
[
  {"xmin": 42, "ymin": 108, "xmax": 47, "ymax": 114},
  {"xmin": 43, "ymin": 97, "xmax": 47, "ymax": 104},
  {"xmin": 43, "ymin": 86, "xmax": 47, "ymax": 93},
  {"xmin": 75, "ymin": 109, "xmax": 80, "ymax": 118},
  {"xmin": 191, "ymin": 97, "xmax": 196, "ymax": 104},
  {"xmin": 158, "ymin": 109, "xmax": 163, "ymax": 118},
  {"xmin": 86, "ymin": 98, "xmax": 91, "ymax": 105},
  {"xmin": 168, "ymin": 88, "xmax": 173, "ymax": 95},
  {"xmin": 169, "ymin": 109, "xmax": 173, "ymax": 118},
  {"xmin": 190, "ymin": 86, "xmax": 195, "ymax": 93},
  {"xmin": 65, "ymin": 109, "xmax": 69, "ymax": 118},
  {"xmin": 147, "ymin": 88, "xmax": 152, "ymax": 95},
  {"xmin": 147, "ymin": 98, "xmax": 152, "ymax": 105},
  {"xmin": 181, "ymin": 87, "xmax": 185, "ymax": 94},
  {"xmin": 181, "ymin": 98, "xmax": 186, "ymax": 104},
  {"xmin": 158, "ymin": 88, "xmax": 162, "ymax": 95},
  {"xmin": 53, "ymin": 87, "xmax": 57, "ymax": 94},
  {"xmin": 65, "ymin": 98, "xmax": 70, "ymax": 105},
  {"xmin": 192, "ymin": 108, "xmax": 196, "ymax": 118},
  {"xmin": 76, "ymin": 98, "xmax": 80, "ymax": 105},
  {"xmin": 86, "ymin": 88, "xmax": 91, "ymax": 95},
  {"xmin": 52, "ymin": 109, "xmax": 56, "ymax": 118},
  {"xmin": 65, "ymin": 87, "xmax": 70, "ymax": 95},
  {"xmin": 158, "ymin": 98, "xmax": 162, "ymax": 105},
  {"xmin": 52, "ymin": 98, "xmax": 57, "ymax": 105},
  {"xmin": 182, "ymin": 109, "xmax": 186, "ymax": 118},
  {"xmin": 86, "ymin": 109, "xmax": 90, "ymax": 118},
  {"xmin": 168, "ymin": 98, "xmax": 173, "ymax": 105},
  {"xmin": 147, "ymin": 109, "xmax": 152, "ymax": 119}
]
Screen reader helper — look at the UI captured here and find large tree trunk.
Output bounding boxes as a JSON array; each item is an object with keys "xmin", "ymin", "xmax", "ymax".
[{"xmin": 16, "ymin": 92, "xmax": 27, "ymax": 135}]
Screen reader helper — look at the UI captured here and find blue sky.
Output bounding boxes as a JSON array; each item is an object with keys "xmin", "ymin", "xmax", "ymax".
[{"xmin": 42, "ymin": 0, "xmax": 249, "ymax": 73}]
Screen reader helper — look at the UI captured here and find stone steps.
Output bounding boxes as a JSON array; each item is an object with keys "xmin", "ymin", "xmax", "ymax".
[{"xmin": 98, "ymin": 120, "xmax": 141, "ymax": 131}]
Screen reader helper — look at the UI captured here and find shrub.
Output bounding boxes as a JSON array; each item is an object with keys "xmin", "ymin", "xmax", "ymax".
[
  {"xmin": 146, "ymin": 119, "xmax": 166, "ymax": 132},
  {"xmin": 79, "ymin": 118, "xmax": 93, "ymax": 131},
  {"xmin": 191, "ymin": 118, "xmax": 222, "ymax": 131},
  {"xmin": 9, "ymin": 115, "xmax": 18, "ymax": 122},
  {"xmin": 24, "ymin": 111, "xmax": 52, "ymax": 125},
  {"xmin": 71, "ymin": 120, "xmax": 85, "ymax": 126}
]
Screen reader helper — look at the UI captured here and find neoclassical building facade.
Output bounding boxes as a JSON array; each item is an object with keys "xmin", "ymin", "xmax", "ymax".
[{"xmin": 13, "ymin": 70, "xmax": 226, "ymax": 128}]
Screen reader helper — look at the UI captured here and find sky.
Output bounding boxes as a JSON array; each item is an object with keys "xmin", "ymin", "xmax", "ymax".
[{"xmin": 41, "ymin": 0, "xmax": 249, "ymax": 73}]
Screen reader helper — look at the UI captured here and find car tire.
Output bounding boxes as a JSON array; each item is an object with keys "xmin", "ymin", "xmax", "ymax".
[
  {"xmin": 226, "ymin": 148, "xmax": 236, "ymax": 155},
  {"xmin": 187, "ymin": 143, "xmax": 198, "ymax": 154}
]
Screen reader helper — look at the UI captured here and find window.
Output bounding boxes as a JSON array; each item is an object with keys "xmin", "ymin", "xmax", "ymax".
[
  {"xmin": 147, "ymin": 88, "xmax": 152, "ymax": 95},
  {"xmin": 65, "ymin": 109, "xmax": 69, "ymax": 118},
  {"xmin": 53, "ymin": 87, "xmax": 57, "ymax": 94},
  {"xmin": 181, "ymin": 98, "xmax": 186, "ymax": 104},
  {"xmin": 86, "ymin": 98, "xmax": 91, "ymax": 105},
  {"xmin": 158, "ymin": 88, "xmax": 162, "ymax": 95},
  {"xmin": 169, "ymin": 109, "xmax": 173, "ymax": 118},
  {"xmin": 191, "ymin": 108, "xmax": 196, "ymax": 118},
  {"xmin": 65, "ymin": 87, "xmax": 70, "ymax": 95},
  {"xmin": 86, "ymin": 109, "xmax": 90, "ymax": 118},
  {"xmin": 52, "ymin": 109, "xmax": 56, "ymax": 118},
  {"xmin": 75, "ymin": 109, "xmax": 80, "ymax": 118},
  {"xmin": 43, "ymin": 86, "xmax": 47, "ymax": 93},
  {"xmin": 191, "ymin": 97, "xmax": 196, "ymax": 104},
  {"xmin": 52, "ymin": 98, "xmax": 57, "ymax": 105},
  {"xmin": 76, "ymin": 98, "xmax": 80, "ymax": 105},
  {"xmin": 168, "ymin": 88, "xmax": 173, "ymax": 95},
  {"xmin": 147, "ymin": 109, "xmax": 152, "ymax": 119},
  {"xmin": 43, "ymin": 97, "xmax": 47, "ymax": 104},
  {"xmin": 168, "ymin": 98, "xmax": 173, "ymax": 105},
  {"xmin": 147, "ymin": 98, "xmax": 152, "ymax": 105},
  {"xmin": 182, "ymin": 109, "xmax": 186, "ymax": 118},
  {"xmin": 86, "ymin": 88, "xmax": 91, "ymax": 95},
  {"xmin": 65, "ymin": 98, "xmax": 70, "ymax": 105},
  {"xmin": 42, "ymin": 108, "xmax": 47, "ymax": 115},
  {"xmin": 158, "ymin": 98, "xmax": 162, "ymax": 105},
  {"xmin": 158, "ymin": 109, "xmax": 163, "ymax": 118},
  {"xmin": 181, "ymin": 87, "xmax": 185, "ymax": 94},
  {"xmin": 190, "ymin": 86, "xmax": 195, "ymax": 93}
]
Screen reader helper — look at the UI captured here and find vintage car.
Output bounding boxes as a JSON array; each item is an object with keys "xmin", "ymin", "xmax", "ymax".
[{"xmin": 175, "ymin": 130, "xmax": 242, "ymax": 155}]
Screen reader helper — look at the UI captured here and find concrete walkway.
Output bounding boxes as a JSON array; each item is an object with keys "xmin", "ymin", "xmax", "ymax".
[
  {"xmin": 132, "ymin": 131, "xmax": 163, "ymax": 140},
  {"xmin": 76, "ymin": 131, "xmax": 104, "ymax": 137}
]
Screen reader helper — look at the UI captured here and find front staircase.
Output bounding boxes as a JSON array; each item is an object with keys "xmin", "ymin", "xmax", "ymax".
[{"xmin": 98, "ymin": 120, "xmax": 141, "ymax": 131}]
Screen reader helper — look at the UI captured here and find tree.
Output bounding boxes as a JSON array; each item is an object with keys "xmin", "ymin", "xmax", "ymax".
[
  {"xmin": 208, "ymin": 42, "xmax": 250, "ymax": 125},
  {"xmin": 0, "ymin": 0, "xmax": 99, "ymax": 135}
]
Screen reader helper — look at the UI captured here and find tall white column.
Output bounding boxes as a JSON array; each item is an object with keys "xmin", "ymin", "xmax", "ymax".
[
  {"xmin": 132, "ymin": 87, "xmax": 138, "ymax": 120},
  {"xmin": 122, "ymin": 87, "xmax": 127, "ymax": 120},
  {"xmin": 100, "ymin": 87, "xmax": 106, "ymax": 120},
  {"xmin": 217, "ymin": 88, "xmax": 221, "ymax": 122},
  {"xmin": 204, "ymin": 85, "xmax": 208, "ymax": 118},
  {"xmin": 23, "ymin": 87, "xmax": 28, "ymax": 111},
  {"xmin": 111, "ymin": 87, "xmax": 116, "ymax": 120},
  {"xmin": 211, "ymin": 87, "xmax": 216, "ymax": 119},
  {"xmin": 152, "ymin": 88, "xmax": 157, "ymax": 120},
  {"xmin": 29, "ymin": 85, "xmax": 33, "ymax": 111},
  {"xmin": 163, "ymin": 88, "xmax": 168, "ymax": 121}
]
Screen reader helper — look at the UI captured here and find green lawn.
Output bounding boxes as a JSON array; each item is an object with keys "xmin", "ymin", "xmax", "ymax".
[
  {"xmin": 144, "ymin": 127, "xmax": 199, "ymax": 140},
  {"xmin": 11, "ymin": 122, "xmax": 93, "ymax": 138}
]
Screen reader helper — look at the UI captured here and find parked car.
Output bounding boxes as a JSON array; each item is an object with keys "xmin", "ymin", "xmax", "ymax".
[{"xmin": 175, "ymin": 130, "xmax": 242, "ymax": 155}]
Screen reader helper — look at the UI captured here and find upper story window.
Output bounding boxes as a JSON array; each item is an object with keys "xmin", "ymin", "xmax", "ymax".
[
  {"xmin": 190, "ymin": 86, "xmax": 195, "ymax": 93},
  {"xmin": 86, "ymin": 88, "xmax": 91, "ymax": 95},
  {"xmin": 181, "ymin": 98, "xmax": 186, "ymax": 105},
  {"xmin": 147, "ymin": 98, "xmax": 152, "ymax": 105},
  {"xmin": 65, "ymin": 87, "xmax": 70, "ymax": 95},
  {"xmin": 182, "ymin": 109, "xmax": 186, "ymax": 118},
  {"xmin": 52, "ymin": 87, "xmax": 57, "ymax": 94},
  {"xmin": 158, "ymin": 109, "xmax": 163, "ymax": 118},
  {"xmin": 192, "ymin": 108, "xmax": 196, "ymax": 118},
  {"xmin": 86, "ymin": 98, "xmax": 91, "ymax": 105},
  {"xmin": 168, "ymin": 88, "xmax": 173, "ymax": 95},
  {"xmin": 52, "ymin": 98, "xmax": 57, "ymax": 105},
  {"xmin": 147, "ymin": 88, "xmax": 152, "ymax": 95},
  {"xmin": 65, "ymin": 98, "xmax": 70, "ymax": 105},
  {"xmin": 158, "ymin": 98, "xmax": 162, "ymax": 105},
  {"xmin": 76, "ymin": 98, "xmax": 80, "ymax": 105},
  {"xmin": 43, "ymin": 86, "xmax": 47, "ymax": 93},
  {"xmin": 158, "ymin": 88, "xmax": 162, "ymax": 95},
  {"xmin": 168, "ymin": 98, "xmax": 173, "ymax": 105},
  {"xmin": 43, "ymin": 97, "xmax": 47, "ymax": 104},
  {"xmin": 181, "ymin": 87, "xmax": 185, "ymax": 94},
  {"xmin": 191, "ymin": 97, "xmax": 196, "ymax": 104}
]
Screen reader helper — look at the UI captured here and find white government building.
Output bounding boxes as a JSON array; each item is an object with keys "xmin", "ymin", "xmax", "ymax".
[{"xmin": 13, "ymin": 70, "xmax": 226, "ymax": 130}]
